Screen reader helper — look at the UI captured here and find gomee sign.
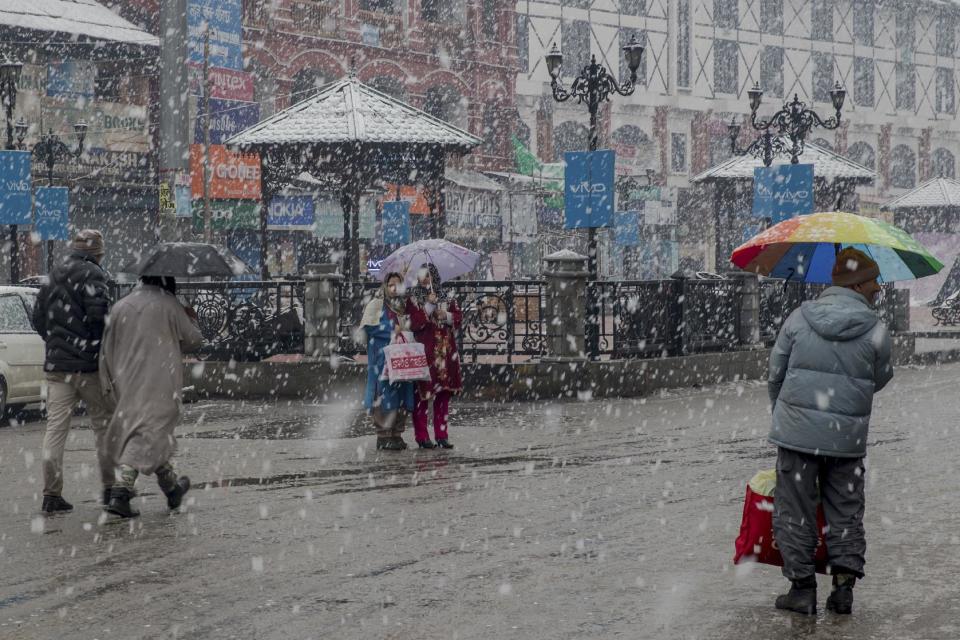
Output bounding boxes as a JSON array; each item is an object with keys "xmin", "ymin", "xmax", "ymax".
[
  {"xmin": 0, "ymin": 151, "xmax": 32, "ymax": 225},
  {"xmin": 564, "ymin": 150, "xmax": 615, "ymax": 229}
]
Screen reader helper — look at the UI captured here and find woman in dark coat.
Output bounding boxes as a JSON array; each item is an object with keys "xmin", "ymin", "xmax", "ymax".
[{"xmin": 408, "ymin": 264, "xmax": 462, "ymax": 449}]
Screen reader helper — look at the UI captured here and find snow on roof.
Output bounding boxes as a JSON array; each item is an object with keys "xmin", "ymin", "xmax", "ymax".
[
  {"xmin": 882, "ymin": 177, "xmax": 960, "ymax": 209},
  {"xmin": 690, "ymin": 140, "xmax": 875, "ymax": 183},
  {"xmin": 1, "ymin": 0, "xmax": 158, "ymax": 47},
  {"xmin": 226, "ymin": 76, "xmax": 482, "ymax": 149}
]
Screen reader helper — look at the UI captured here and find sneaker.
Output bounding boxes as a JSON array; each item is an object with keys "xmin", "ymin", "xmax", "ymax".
[
  {"xmin": 436, "ymin": 439, "xmax": 454, "ymax": 449},
  {"xmin": 381, "ymin": 439, "xmax": 405, "ymax": 451},
  {"xmin": 826, "ymin": 574, "xmax": 855, "ymax": 614},
  {"xmin": 163, "ymin": 476, "xmax": 191, "ymax": 510},
  {"xmin": 774, "ymin": 577, "xmax": 817, "ymax": 615},
  {"xmin": 41, "ymin": 495, "xmax": 73, "ymax": 513},
  {"xmin": 105, "ymin": 487, "xmax": 140, "ymax": 519},
  {"xmin": 376, "ymin": 437, "xmax": 390, "ymax": 450},
  {"xmin": 417, "ymin": 440, "xmax": 436, "ymax": 449}
]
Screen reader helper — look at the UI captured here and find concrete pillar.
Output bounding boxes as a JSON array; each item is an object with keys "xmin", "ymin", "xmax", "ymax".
[
  {"xmin": 726, "ymin": 271, "xmax": 760, "ymax": 346},
  {"xmin": 891, "ymin": 288, "xmax": 911, "ymax": 333},
  {"xmin": 303, "ymin": 263, "xmax": 343, "ymax": 359},
  {"xmin": 542, "ymin": 250, "xmax": 588, "ymax": 360}
]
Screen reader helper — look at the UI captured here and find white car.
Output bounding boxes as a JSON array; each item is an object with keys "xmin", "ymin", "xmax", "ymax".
[{"xmin": 0, "ymin": 286, "xmax": 44, "ymax": 417}]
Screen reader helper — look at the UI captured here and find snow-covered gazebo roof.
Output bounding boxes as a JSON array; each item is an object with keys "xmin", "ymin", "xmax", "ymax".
[
  {"xmin": 881, "ymin": 177, "xmax": 960, "ymax": 210},
  {"xmin": 1, "ymin": 0, "xmax": 159, "ymax": 47},
  {"xmin": 226, "ymin": 76, "xmax": 481, "ymax": 150},
  {"xmin": 691, "ymin": 141, "xmax": 875, "ymax": 184}
]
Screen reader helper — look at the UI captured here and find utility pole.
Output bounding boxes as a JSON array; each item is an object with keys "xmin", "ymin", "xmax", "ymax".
[
  {"xmin": 202, "ymin": 28, "xmax": 213, "ymax": 243},
  {"xmin": 158, "ymin": 0, "xmax": 189, "ymax": 242}
]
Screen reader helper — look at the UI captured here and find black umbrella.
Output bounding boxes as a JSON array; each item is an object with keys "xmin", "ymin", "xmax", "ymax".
[{"xmin": 120, "ymin": 243, "xmax": 251, "ymax": 278}]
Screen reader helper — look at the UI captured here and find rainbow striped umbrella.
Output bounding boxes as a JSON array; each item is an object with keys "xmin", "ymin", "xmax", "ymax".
[{"xmin": 731, "ymin": 211, "xmax": 944, "ymax": 283}]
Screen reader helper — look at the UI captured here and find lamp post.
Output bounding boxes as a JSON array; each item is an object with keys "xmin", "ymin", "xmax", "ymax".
[
  {"xmin": 545, "ymin": 34, "xmax": 644, "ymax": 357},
  {"xmin": 15, "ymin": 119, "xmax": 87, "ymax": 272},
  {"xmin": 1, "ymin": 60, "xmax": 23, "ymax": 283},
  {"xmin": 728, "ymin": 82, "xmax": 847, "ymax": 166}
]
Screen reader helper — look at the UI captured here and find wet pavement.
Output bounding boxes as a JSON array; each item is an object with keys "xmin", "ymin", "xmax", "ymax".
[{"xmin": 2, "ymin": 363, "xmax": 960, "ymax": 639}]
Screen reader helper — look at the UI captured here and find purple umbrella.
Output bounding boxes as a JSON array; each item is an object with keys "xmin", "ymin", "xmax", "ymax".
[{"xmin": 378, "ymin": 239, "xmax": 481, "ymax": 285}]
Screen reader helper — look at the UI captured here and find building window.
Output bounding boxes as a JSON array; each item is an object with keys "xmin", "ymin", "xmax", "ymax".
[
  {"xmin": 481, "ymin": 108, "xmax": 499, "ymax": 154},
  {"xmin": 517, "ymin": 14, "xmax": 529, "ymax": 73},
  {"xmin": 553, "ymin": 121, "xmax": 590, "ymax": 161},
  {"xmin": 760, "ymin": 0, "xmax": 782, "ymax": 35},
  {"xmin": 811, "ymin": 0, "xmax": 833, "ymax": 41},
  {"xmin": 677, "ymin": 0, "xmax": 691, "ymax": 87},
  {"xmin": 896, "ymin": 7, "xmax": 914, "ymax": 50},
  {"xmin": 714, "ymin": 0, "xmax": 738, "ymax": 29},
  {"xmin": 619, "ymin": 28, "xmax": 646, "ymax": 86},
  {"xmin": 424, "ymin": 85, "xmax": 467, "ymax": 128},
  {"xmin": 937, "ymin": 68, "xmax": 955, "ymax": 114},
  {"xmin": 360, "ymin": 0, "xmax": 396, "ymax": 13},
  {"xmin": 621, "ymin": 0, "xmax": 645, "ymax": 15},
  {"xmin": 847, "ymin": 141, "xmax": 876, "ymax": 170},
  {"xmin": 368, "ymin": 76, "xmax": 407, "ymax": 100},
  {"xmin": 812, "ymin": 52, "xmax": 834, "ymax": 102},
  {"xmin": 243, "ymin": 0, "xmax": 267, "ymax": 23},
  {"xmin": 562, "ymin": 20, "xmax": 592, "ymax": 72},
  {"xmin": 890, "ymin": 144, "xmax": 916, "ymax": 189},
  {"xmin": 937, "ymin": 10, "xmax": 956, "ymax": 57},
  {"xmin": 760, "ymin": 46, "xmax": 783, "ymax": 98},
  {"xmin": 515, "ymin": 120, "xmax": 531, "ymax": 147},
  {"xmin": 896, "ymin": 63, "xmax": 915, "ymax": 111},
  {"xmin": 852, "ymin": 1, "xmax": 873, "ymax": 46},
  {"xmin": 671, "ymin": 133, "xmax": 687, "ymax": 172},
  {"xmin": 933, "ymin": 147, "xmax": 956, "ymax": 178},
  {"xmin": 562, "ymin": 0, "xmax": 591, "ymax": 7},
  {"xmin": 714, "ymin": 40, "xmax": 739, "ymax": 94},
  {"xmin": 95, "ymin": 63, "xmax": 123, "ymax": 102},
  {"xmin": 853, "ymin": 57, "xmax": 874, "ymax": 107},
  {"xmin": 482, "ymin": 0, "xmax": 498, "ymax": 39},
  {"xmin": 422, "ymin": 0, "xmax": 465, "ymax": 23},
  {"xmin": 291, "ymin": 69, "xmax": 329, "ymax": 104}
]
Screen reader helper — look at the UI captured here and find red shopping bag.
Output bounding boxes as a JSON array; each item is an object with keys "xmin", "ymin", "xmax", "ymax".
[
  {"xmin": 382, "ymin": 334, "xmax": 431, "ymax": 384},
  {"xmin": 733, "ymin": 470, "xmax": 828, "ymax": 574}
]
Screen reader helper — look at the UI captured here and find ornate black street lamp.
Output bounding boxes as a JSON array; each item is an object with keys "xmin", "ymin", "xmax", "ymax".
[
  {"xmin": 545, "ymin": 34, "xmax": 644, "ymax": 357},
  {"xmin": 1, "ymin": 60, "xmax": 24, "ymax": 282},
  {"xmin": 728, "ymin": 82, "xmax": 846, "ymax": 167},
  {"xmin": 15, "ymin": 119, "xmax": 87, "ymax": 272}
]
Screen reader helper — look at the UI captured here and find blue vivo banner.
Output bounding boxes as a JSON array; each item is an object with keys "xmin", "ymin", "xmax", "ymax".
[
  {"xmin": 753, "ymin": 164, "xmax": 814, "ymax": 223},
  {"xmin": 268, "ymin": 195, "xmax": 315, "ymax": 229},
  {"xmin": 34, "ymin": 187, "xmax": 70, "ymax": 240},
  {"xmin": 564, "ymin": 150, "xmax": 615, "ymax": 229},
  {"xmin": 0, "ymin": 151, "xmax": 32, "ymax": 225},
  {"xmin": 614, "ymin": 210, "xmax": 641, "ymax": 247},
  {"xmin": 195, "ymin": 98, "xmax": 260, "ymax": 144},
  {"xmin": 382, "ymin": 200, "xmax": 411, "ymax": 244}
]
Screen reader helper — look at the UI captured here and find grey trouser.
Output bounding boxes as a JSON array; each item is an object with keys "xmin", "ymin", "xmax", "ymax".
[
  {"xmin": 773, "ymin": 447, "xmax": 867, "ymax": 580},
  {"xmin": 372, "ymin": 407, "xmax": 407, "ymax": 438},
  {"xmin": 41, "ymin": 372, "xmax": 115, "ymax": 496}
]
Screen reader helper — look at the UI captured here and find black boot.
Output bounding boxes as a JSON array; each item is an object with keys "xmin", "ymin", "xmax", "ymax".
[
  {"xmin": 417, "ymin": 439, "xmax": 436, "ymax": 449},
  {"xmin": 381, "ymin": 439, "xmax": 405, "ymax": 451},
  {"xmin": 826, "ymin": 573, "xmax": 856, "ymax": 614},
  {"xmin": 105, "ymin": 487, "xmax": 140, "ymax": 519},
  {"xmin": 376, "ymin": 437, "xmax": 390, "ymax": 450},
  {"xmin": 436, "ymin": 439, "xmax": 453, "ymax": 449},
  {"xmin": 775, "ymin": 576, "xmax": 817, "ymax": 615},
  {"xmin": 163, "ymin": 476, "xmax": 191, "ymax": 510},
  {"xmin": 41, "ymin": 495, "xmax": 73, "ymax": 513},
  {"xmin": 102, "ymin": 488, "xmax": 112, "ymax": 506},
  {"xmin": 391, "ymin": 436, "xmax": 408, "ymax": 450}
]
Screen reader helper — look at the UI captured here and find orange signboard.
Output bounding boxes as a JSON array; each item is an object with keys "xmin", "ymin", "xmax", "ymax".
[
  {"xmin": 382, "ymin": 184, "xmax": 431, "ymax": 215},
  {"xmin": 190, "ymin": 144, "xmax": 261, "ymax": 200}
]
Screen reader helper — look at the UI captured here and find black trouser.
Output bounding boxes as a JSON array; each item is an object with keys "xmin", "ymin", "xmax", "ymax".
[{"xmin": 773, "ymin": 447, "xmax": 866, "ymax": 581}]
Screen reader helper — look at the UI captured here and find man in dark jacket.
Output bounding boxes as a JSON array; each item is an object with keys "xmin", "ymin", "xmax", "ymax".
[
  {"xmin": 768, "ymin": 247, "xmax": 893, "ymax": 615},
  {"xmin": 33, "ymin": 229, "xmax": 114, "ymax": 513}
]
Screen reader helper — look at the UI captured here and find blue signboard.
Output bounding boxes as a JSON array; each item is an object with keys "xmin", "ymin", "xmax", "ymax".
[
  {"xmin": 268, "ymin": 195, "xmax": 315, "ymax": 228},
  {"xmin": 752, "ymin": 164, "xmax": 814, "ymax": 223},
  {"xmin": 195, "ymin": 98, "xmax": 260, "ymax": 145},
  {"xmin": 47, "ymin": 62, "xmax": 96, "ymax": 99},
  {"xmin": 564, "ymin": 150, "xmax": 615, "ymax": 229},
  {"xmin": 34, "ymin": 187, "xmax": 70, "ymax": 240},
  {"xmin": 0, "ymin": 151, "xmax": 32, "ymax": 225},
  {"xmin": 615, "ymin": 210, "xmax": 640, "ymax": 247},
  {"xmin": 187, "ymin": 0, "xmax": 243, "ymax": 70},
  {"xmin": 175, "ymin": 186, "xmax": 192, "ymax": 218},
  {"xmin": 382, "ymin": 200, "xmax": 411, "ymax": 244}
]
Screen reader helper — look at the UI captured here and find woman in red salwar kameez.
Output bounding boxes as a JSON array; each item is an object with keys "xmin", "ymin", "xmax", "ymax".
[{"xmin": 409, "ymin": 264, "xmax": 462, "ymax": 449}]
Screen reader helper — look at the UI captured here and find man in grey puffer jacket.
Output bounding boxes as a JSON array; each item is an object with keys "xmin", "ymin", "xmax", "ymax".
[{"xmin": 768, "ymin": 247, "xmax": 893, "ymax": 616}]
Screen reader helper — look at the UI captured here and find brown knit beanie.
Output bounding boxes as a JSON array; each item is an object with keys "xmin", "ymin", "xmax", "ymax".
[
  {"xmin": 72, "ymin": 229, "xmax": 105, "ymax": 258},
  {"xmin": 832, "ymin": 247, "xmax": 880, "ymax": 286}
]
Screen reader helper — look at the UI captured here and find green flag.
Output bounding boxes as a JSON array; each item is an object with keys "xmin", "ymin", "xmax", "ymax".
[{"xmin": 513, "ymin": 135, "xmax": 542, "ymax": 175}]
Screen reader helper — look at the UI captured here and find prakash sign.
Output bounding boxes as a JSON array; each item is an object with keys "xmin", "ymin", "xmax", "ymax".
[{"xmin": 190, "ymin": 144, "xmax": 261, "ymax": 199}]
